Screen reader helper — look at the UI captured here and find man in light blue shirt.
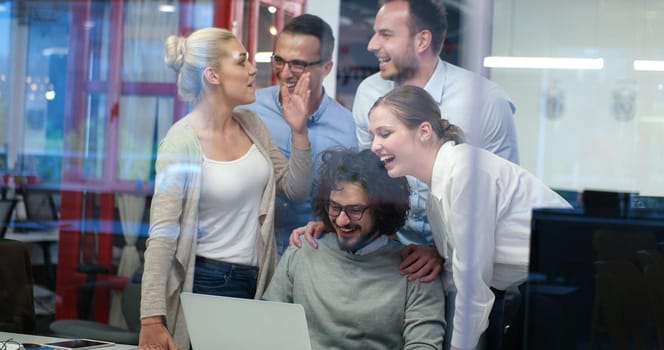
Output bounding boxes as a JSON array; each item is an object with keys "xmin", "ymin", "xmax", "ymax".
[
  {"xmin": 242, "ymin": 14, "xmax": 357, "ymax": 255},
  {"xmin": 353, "ymin": 0, "xmax": 519, "ymax": 267}
]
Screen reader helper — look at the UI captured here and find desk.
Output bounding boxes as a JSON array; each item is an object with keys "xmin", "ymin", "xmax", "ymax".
[
  {"xmin": 0, "ymin": 331, "xmax": 136, "ymax": 349},
  {"xmin": 5, "ymin": 230, "xmax": 59, "ymax": 261}
]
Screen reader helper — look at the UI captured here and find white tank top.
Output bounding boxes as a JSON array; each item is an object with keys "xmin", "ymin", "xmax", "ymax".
[{"xmin": 196, "ymin": 144, "xmax": 269, "ymax": 266}]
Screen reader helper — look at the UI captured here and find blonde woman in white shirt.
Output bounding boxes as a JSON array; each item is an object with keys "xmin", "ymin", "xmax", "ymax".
[
  {"xmin": 369, "ymin": 85, "xmax": 571, "ymax": 350},
  {"xmin": 139, "ymin": 27, "xmax": 312, "ymax": 350}
]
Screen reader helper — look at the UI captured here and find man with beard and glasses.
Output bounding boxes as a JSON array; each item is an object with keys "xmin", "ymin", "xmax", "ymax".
[{"xmin": 264, "ymin": 148, "xmax": 445, "ymax": 350}]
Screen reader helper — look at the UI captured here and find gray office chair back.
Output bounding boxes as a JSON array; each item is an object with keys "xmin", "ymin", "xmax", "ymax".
[
  {"xmin": 0, "ymin": 238, "xmax": 36, "ymax": 332},
  {"xmin": 0, "ymin": 199, "xmax": 16, "ymax": 238},
  {"xmin": 49, "ymin": 278, "xmax": 142, "ymax": 345}
]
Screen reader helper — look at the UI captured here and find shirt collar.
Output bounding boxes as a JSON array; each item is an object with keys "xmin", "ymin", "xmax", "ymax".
[
  {"xmin": 343, "ymin": 235, "xmax": 389, "ymax": 256},
  {"xmin": 422, "ymin": 58, "xmax": 446, "ymax": 105},
  {"xmin": 309, "ymin": 87, "xmax": 330, "ymax": 124}
]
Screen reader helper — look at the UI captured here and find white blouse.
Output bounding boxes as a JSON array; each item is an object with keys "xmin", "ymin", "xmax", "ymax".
[
  {"xmin": 427, "ymin": 141, "xmax": 571, "ymax": 349},
  {"xmin": 197, "ymin": 144, "xmax": 269, "ymax": 266}
]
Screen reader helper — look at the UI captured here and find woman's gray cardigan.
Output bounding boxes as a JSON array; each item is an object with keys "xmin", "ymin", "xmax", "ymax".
[{"xmin": 140, "ymin": 109, "xmax": 312, "ymax": 350}]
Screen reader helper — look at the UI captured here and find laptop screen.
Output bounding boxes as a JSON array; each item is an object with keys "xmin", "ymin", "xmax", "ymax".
[{"xmin": 180, "ymin": 293, "xmax": 312, "ymax": 350}]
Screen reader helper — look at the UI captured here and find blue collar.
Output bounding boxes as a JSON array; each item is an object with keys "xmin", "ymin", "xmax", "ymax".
[{"xmin": 342, "ymin": 235, "xmax": 389, "ymax": 256}]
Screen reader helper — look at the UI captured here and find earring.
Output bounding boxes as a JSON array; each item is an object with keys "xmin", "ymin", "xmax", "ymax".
[{"xmin": 420, "ymin": 136, "xmax": 426, "ymax": 142}]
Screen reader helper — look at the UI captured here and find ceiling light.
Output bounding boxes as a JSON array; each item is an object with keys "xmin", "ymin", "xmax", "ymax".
[
  {"xmin": 484, "ymin": 56, "xmax": 604, "ymax": 70},
  {"xmin": 159, "ymin": 4, "xmax": 176, "ymax": 13},
  {"xmin": 633, "ymin": 60, "xmax": 664, "ymax": 72},
  {"xmin": 255, "ymin": 51, "xmax": 272, "ymax": 63}
]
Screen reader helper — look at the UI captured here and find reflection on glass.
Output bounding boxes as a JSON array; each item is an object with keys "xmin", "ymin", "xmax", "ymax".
[
  {"xmin": 192, "ymin": 0, "xmax": 213, "ymax": 29},
  {"xmin": 17, "ymin": 2, "xmax": 71, "ymax": 182},
  {"xmin": 242, "ymin": 0, "xmax": 251, "ymax": 48},
  {"xmin": 490, "ymin": 0, "xmax": 664, "ymax": 196},
  {"xmin": 256, "ymin": 4, "xmax": 276, "ymax": 88},
  {"xmin": 0, "ymin": 4, "xmax": 9, "ymax": 158},
  {"xmin": 117, "ymin": 96, "xmax": 173, "ymax": 182},
  {"xmin": 122, "ymin": 1, "xmax": 178, "ymax": 82},
  {"xmin": 78, "ymin": 93, "xmax": 107, "ymax": 180}
]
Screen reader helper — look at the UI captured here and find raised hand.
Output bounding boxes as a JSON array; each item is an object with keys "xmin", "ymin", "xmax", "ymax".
[{"xmin": 280, "ymin": 72, "xmax": 311, "ymax": 140}]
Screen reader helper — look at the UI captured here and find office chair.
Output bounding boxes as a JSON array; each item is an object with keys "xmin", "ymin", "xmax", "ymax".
[
  {"xmin": 0, "ymin": 199, "xmax": 16, "ymax": 238},
  {"xmin": 637, "ymin": 249, "xmax": 664, "ymax": 347},
  {"xmin": 49, "ymin": 270, "xmax": 142, "ymax": 345},
  {"xmin": 0, "ymin": 238, "xmax": 36, "ymax": 333}
]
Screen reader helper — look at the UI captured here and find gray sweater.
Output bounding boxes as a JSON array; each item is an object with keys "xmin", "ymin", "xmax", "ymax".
[
  {"xmin": 264, "ymin": 234, "xmax": 446, "ymax": 350},
  {"xmin": 141, "ymin": 109, "xmax": 312, "ymax": 350}
]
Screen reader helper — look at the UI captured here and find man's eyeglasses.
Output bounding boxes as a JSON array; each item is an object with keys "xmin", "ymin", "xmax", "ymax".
[
  {"xmin": 328, "ymin": 202, "xmax": 369, "ymax": 221},
  {"xmin": 271, "ymin": 54, "xmax": 324, "ymax": 74}
]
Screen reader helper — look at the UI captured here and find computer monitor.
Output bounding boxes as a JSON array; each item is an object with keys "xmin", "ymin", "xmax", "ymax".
[{"xmin": 524, "ymin": 206, "xmax": 664, "ymax": 349}]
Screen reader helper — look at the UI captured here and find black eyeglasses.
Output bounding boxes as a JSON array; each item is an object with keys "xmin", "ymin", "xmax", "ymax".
[
  {"xmin": 328, "ymin": 202, "xmax": 369, "ymax": 221},
  {"xmin": 271, "ymin": 54, "xmax": 324, "ymax": 74}
]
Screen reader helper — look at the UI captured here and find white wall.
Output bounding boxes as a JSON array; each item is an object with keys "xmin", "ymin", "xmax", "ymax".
[
  {"xmin": 490, "ymin": 0, "xmax": 664, "ymax": 195},
  {"xmin": 306, "ymin": 0, "xmax": 340, "ymax": 97}
]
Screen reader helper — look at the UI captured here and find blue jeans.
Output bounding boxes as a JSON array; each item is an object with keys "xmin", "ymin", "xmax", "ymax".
[{"xmin": 192, "ymin": 256, "xmax": 258, "ymax": 299}]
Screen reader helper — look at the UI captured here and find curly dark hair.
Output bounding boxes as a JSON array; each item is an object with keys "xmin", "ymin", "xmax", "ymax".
[{"xmin": 312, "ymin": 148, "xmax": 410, "ymax": 236}]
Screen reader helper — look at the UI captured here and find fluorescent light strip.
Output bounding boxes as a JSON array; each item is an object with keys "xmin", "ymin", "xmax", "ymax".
[
  {"xmin": 634, "ymin": 60, "xmax": 664, "ymax": 72},
  {"xmin": 255, "ymin": 51, "xmax": 273, "ymax": 63},
  {"xmin": 484, "ymin": 56, "xmax": 604, "ymax": 70},
  {"xmin": 158, "ymin": 4, "xmax": 175, "ymax": 13}
]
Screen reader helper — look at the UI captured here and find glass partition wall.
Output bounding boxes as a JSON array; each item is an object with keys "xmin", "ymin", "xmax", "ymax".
[
  {"xmin": 0, "ymin": 0, "xmax": 305, "ymax": 336},
  {"xmin": 489, "ymin": 0, "xmax": 664, "ymax": 197},
  {"xmin": 1, "ymin": 0, "xmax": 662, "ymax": 345}
]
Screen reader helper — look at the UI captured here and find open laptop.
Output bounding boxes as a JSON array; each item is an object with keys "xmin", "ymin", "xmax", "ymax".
[{"xmin": 180, "ymin": 292, "xmax": 312, "ymax": 350}]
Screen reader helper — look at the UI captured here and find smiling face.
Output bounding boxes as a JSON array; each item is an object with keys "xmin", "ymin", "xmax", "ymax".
[
  {"xmin": 367, "ymin": 1, "xmax": 419, "ymax": 83},
  {"xmin": 369, "ymin": 104, "xmax": 420, "ymax": 179},
  {"xmin": 215, "ymin": 38, "xmax": 257, "ymax": 106},
  {"xmin": 273, "ymin": 32, "xmax": 330, "ymax": 97},
  {"xmin": 328, "ymin": 181, "xmax": 380, "ymax": 254}
]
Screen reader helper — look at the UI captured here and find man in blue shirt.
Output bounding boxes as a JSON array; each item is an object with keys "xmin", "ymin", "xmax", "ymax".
[{"xmin": 242, "ymin": 14, "xmax": 357, "ymax": 255}]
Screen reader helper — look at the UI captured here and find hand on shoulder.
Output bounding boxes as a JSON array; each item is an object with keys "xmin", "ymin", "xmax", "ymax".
[
  {"xmin": 399, "ymin": 244, "xmax": 443, "ymax": 282},
  {"xmin": 289, "ymin": 220, "xmax": 327, "ymax": 249}
]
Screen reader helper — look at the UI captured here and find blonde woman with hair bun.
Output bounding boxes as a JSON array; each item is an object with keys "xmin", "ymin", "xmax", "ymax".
[{"xmin": 139, "ymin": 27, "xmax": 313, "ymax": 350}]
